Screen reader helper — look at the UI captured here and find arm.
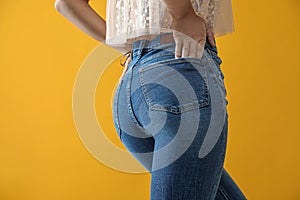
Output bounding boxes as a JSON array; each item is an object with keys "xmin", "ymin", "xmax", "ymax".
[
  {"xmin": 54, "ymin": 0, "xmax": 106, "ymax": 43},
  {"xmin": 162, "ymin": 0, "xmax": 195, "ymax": 20}
]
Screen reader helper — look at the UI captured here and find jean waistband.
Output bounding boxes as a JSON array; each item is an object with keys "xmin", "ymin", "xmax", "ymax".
[
  {"xmin": 132, "ymin": 32, "xmax": 176, "ymax": 52},
  {"xmin": 120, "ymin": 32, "xmax": 222, "ymax": 68}
]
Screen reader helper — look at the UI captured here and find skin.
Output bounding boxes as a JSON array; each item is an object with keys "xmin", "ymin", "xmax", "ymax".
[
  {"xmin": 54, "ymin": 0, "xmax": 216, "ymax": 81},
  {"xmin": 54, "ymin": 0, "xmax": 106, "ymax": 43},
  {"xmin": 54, "ymin": 0, "xmax": 215, "ymax": 81},
  {"xmin": 163, "ymin": 0, "xmax": 215, "ymax": 58}
]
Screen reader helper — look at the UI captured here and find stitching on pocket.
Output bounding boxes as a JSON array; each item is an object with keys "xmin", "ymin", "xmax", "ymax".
[{"xmin": 139, "ymin": 58, "xmax": 210, "ymax": 114}]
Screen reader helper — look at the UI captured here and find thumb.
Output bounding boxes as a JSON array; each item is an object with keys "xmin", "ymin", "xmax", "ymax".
[{"xmin": 206, "ymin": 26, "xmax": 216, "ymax": 47}]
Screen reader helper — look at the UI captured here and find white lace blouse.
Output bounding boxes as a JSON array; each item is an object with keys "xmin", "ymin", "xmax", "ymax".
[{"xmin": 105, "ymin": 0, "xmax": 234, "ymax": 53}]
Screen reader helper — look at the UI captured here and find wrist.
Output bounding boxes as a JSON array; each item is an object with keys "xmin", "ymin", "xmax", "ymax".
[
  {"xmin": 171, "ymin": 10, "xmax": 206, "ymax": 31},
  {"xmin": 172, "ymin": 8, "xmax": 205, "ymax": 25},
  {"xmin": 164, "ymin": 0, "xmax": 194, "ymax": 20}
]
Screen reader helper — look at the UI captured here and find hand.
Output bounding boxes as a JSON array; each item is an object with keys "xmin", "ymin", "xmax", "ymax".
[
  {"xmin": 206, "ymin": 24, "xmax": 216, "ymax": 47},
  {"xmin": 173, "ymin": 29, "xmax": 205, "ymax": 59},
  {"xmin": 171, "ymin": 11, "xmax": 215, "ymax": 58}
]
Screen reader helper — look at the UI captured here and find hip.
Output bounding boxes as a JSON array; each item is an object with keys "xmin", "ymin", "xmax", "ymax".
[
  {"xmin": 115, "ymin": 32, "xmax": 228, "ymax": 116},
  {"xmin": 119, "ymin": 32, "xmax": 225, "ymax": 83}
]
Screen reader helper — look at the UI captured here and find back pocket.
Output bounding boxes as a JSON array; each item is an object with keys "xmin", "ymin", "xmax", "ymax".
[{"xmin": 138, "ymin": 57, "xmax": 210, "ymax": 114}]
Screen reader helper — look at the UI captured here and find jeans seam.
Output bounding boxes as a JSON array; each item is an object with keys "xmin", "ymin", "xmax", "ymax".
[
  {"xmin": 206, "ymin": 46, "xmax": 222, "ymax": 66},
  {"xmin": 122, "ymin": 41, "xmax": 149, "ymax": 133},
  {"xmin": 218, "ymin": 185, "xmax": 231, "ymax": 200},
  {"xmin": 207, "ymin": 57, "xmax": 227, "ymax": 110},
  {"xmin": 126, "ymin": 67, "xmax": 145, "ymax": 131},
  {"xmin": 139, "ymin": 68, "xmax": 154, "ymax": 108}
]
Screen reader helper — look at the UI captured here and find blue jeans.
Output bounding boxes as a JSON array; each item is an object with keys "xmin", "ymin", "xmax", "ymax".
[{"xmin": 112, "ymin": 32, "xmax": 247, "ymax": 200}]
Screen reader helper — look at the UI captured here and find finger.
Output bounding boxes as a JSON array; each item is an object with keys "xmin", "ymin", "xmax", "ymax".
[
  {"xmin": 196, "ymin": 43, "xmax": 204, "ymax": 59},
  {"xmin": 189, "ymin": 40, "xmax": 197, "ymax": 58},
  {"xmin": 208, "ymin": 36, "xmax": 215, "ymax": 47},
  {"xmin": 206, "ymin": 30, "xmax": 215, "ymax": 47},
  {"xmin": 175, "ymin": 39, "xmax": 183, "ymax": 59},
  {"xmin": 197, "ymin": 38, "xmax": 206, "ymax": 50},
  {"xmin": 182, "ymin": 40, "xmax": 190, "ymax": 58}
]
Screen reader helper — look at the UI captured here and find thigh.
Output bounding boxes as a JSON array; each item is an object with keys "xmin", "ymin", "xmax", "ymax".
[{"xmin": 150, "ymin": 111, "xmax": 228, "ymax": 200}]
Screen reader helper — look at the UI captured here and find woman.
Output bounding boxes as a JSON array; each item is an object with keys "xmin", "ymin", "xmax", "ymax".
[{"xmin": 55, "ymin": 0, "xmax": 247, "ymax": 199}]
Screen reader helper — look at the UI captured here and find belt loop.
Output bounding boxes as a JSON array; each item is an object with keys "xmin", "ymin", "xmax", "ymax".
[
  {"xmin": 133, "ymin": 40, "xmax": 147, "ymax": 65},
  {"xmin": 137, "ymin": 40, "xmax": 147, "ymax": 56},
  {"xmin": 121, "ymin": 40, "xmax": 147, "ymax": 69},
  {"xmin": 120, "ymin": 50, "xmax": 132, "ymax": 67}
]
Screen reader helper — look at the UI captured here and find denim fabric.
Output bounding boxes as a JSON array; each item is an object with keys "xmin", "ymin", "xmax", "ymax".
[{"xmin": 112, "ymin": 32, "xmax": 246, "ymax": 200}]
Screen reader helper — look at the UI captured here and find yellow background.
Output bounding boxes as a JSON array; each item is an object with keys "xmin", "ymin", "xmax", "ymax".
[{"xmin": 1, "ymin": 0, "xmax": 299, "ymax": 199}]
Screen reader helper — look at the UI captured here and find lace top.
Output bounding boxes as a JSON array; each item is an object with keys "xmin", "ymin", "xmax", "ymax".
[{"xmin": 105, "ymin": 0, "xmax": 234, "ymax": 53}]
